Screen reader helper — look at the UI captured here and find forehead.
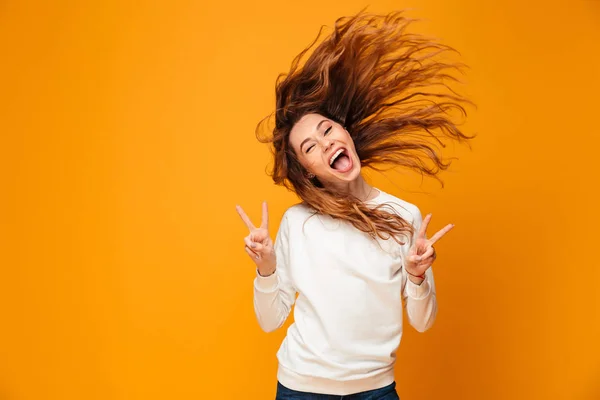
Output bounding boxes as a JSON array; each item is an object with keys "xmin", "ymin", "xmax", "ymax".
[{"xmin": 289, "ymin": 113, "xmax": 326, "ymax": 149}]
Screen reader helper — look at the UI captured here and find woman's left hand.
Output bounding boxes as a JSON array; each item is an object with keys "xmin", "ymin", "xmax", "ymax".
[{"xmin": 405, "ymin": 213, "xmax": 454, "ymax": 281}]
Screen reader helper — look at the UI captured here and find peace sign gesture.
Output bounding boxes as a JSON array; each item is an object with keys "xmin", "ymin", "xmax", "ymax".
[
  {"xmin": 236, "ymin": 202, "xmax": 277, "ymax": 276},
  {"xmin": 405, "ymin": 213, "xmax": 454, "ymax": 281}
]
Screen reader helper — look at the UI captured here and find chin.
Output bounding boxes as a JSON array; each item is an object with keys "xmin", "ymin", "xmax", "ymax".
[{"xmin": 343, "ymin": 165, "xmax": 361, "ymax": 182}]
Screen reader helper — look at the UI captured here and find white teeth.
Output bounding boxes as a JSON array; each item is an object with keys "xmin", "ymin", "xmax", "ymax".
[{"xmin": 329, "ymin": 149, "xmax": 344, "ymax": 165}]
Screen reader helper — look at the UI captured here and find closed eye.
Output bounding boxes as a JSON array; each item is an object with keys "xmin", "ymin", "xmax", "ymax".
[{"xmin": 304, "ymin": 125, "xmax": 331, "ymax": 153}]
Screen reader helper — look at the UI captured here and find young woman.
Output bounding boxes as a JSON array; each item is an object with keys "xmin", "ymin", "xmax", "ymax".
[{"xmin": 236, "ymin": 10, "xmax": 474, "ymax": 399}]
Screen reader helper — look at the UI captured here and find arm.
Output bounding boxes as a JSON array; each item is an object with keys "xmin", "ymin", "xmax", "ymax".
[
  {"xmin": 402, "ymin": 265, "xmax": 437, "ymax": 332},
  {"xmin": 253, "ymin": 213, "xmax": 297, "ymax": 332},
  {"xmin": 402, "ymin": 206, "xmax": 438, "ymax": 332}
]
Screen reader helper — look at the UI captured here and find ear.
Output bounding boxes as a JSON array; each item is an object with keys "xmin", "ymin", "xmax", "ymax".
[{"xmin": 306, "ymin": 172, "xmax": 315, "ymax": 179}]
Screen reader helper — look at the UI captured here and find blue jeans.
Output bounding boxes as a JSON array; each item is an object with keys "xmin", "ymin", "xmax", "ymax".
[{"xmin": 275, "ymin": 381, "xmax": 400, "ymax": 399}]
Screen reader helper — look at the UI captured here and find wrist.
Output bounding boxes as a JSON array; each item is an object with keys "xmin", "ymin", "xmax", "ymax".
[
  {"xmin": 257, "ymin": 266, "xmax": 276, "ymax": 277},
  {"xmin": 406, "ymin": 270, "xmax": 426, "ymax": 285}
]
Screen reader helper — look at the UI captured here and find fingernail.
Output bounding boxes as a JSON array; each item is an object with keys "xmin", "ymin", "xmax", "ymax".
[{"xmin": 251, "ymin": 243, "xmax": 256, "ymax": 248}]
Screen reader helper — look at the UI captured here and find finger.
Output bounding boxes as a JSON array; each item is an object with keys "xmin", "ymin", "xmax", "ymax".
[
  {"xmin": 428, "ymin": 223, "xmax": 455, "ymax": 246},
  {"xmin": 245, "ymin": 246, "xmax": 261, "ymax": 260},
  {"xmin": 236, "ymin": 205, "xmax": 256, "ymax": 231},
  {"xmin": 408, "ymin": 249, "xmax": 423, "ymax": 263},
  {"xmin": 244, "ymin": 236, "xmax": 264, "ymax": 253},
  {"xmin": 249, "ymin": 230, "xmax": 268, "ymax": 245},
  {"xmin": 407, "ymin": 245, "xmax": 421, "ymax": 263},
  {"xmin": 408, "ymin": 254, "xmax": 421, "ymax": 263},
  {"xmin": 260, "ymin": 201, "xmax": 269, "ymax": 229},
  {"xmin": 408, "ymin": 244, "xmax": 416, "ymax": 256},
  {"xmin": 419, "ymin": 246, "xmax": 435, "ymax": 260},
  {"xmin": 418, "ymin": 213, "xmax": 432, "ymax": 239},
  {"xmin": 253, "ymin": 242, "xmax": 265, "ymax": 253}
]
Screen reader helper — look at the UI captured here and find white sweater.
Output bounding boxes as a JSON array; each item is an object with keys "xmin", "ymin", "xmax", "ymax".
[{"xmin": 253, "ymin": 189, "xmax": 437, "ymax": 395}]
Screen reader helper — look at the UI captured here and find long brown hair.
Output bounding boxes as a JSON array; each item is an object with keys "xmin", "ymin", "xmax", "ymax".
[{"xmin": 256, "ymin": 9, "xmax": 476, "ymax": 245}]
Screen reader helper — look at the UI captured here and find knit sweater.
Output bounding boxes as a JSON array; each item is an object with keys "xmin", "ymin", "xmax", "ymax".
[{"xmin": 253, "ymin": 189, "xmax": 437, "ymax": 395}]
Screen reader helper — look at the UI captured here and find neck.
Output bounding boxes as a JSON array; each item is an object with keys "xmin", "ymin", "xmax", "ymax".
[{"xmin": 330, "ymin": 175, "xmax": 375, "ymax": 202}]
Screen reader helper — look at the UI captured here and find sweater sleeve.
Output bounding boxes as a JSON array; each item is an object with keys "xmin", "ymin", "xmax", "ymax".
[
  {"xmin": 401, "ymin": 206, "xmax": 438, "ymax": 333},
  {"xmin": 253, "ymin": 212, "xmax": 297, "ymax": 333}
]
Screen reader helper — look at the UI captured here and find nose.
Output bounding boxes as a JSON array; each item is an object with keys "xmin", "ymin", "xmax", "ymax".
[{"xmin": 321, "ymin": 138, "xmax": 334, "ymax": 152}]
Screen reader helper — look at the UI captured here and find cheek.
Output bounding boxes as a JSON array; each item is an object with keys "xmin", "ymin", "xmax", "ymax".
[
  {"xmin": 312, "ymin": 155, "xmax": 330, "ymax": 169},
  {"xmin": 346, "ymin": 136, "xmax": 357, "ymax": 151},
  {"xmin": 298, "ymin": 155, "xmax": 317, "ymax": 170},
  {"xmin": 337, "ymin": 131, "xmax": 356, "ymax": 150},
  {"xmin": 347, "ymin": 140, "xmax": 359, "ymax": 158},
  {"xmin": 299, "ymin": 151, "xmax": 316, "ymax": 165}
]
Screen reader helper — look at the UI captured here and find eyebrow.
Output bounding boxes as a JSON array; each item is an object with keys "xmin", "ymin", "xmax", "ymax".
[{"xmin": 299, "ymin": 119, "xmax": 327, "ymax": 152}]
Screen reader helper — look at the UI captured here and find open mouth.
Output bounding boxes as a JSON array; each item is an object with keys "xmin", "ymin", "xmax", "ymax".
[{"xmin": 329, "ymin": 148, "xmax": 353, "ymax": 173}]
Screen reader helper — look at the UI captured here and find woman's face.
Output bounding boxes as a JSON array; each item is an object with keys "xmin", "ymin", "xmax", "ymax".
[{"xmin": 289, "ymin": 113, "xmax": 361, "ymax": 187}]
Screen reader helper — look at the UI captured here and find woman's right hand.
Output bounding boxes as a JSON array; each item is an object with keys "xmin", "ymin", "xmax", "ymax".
[{"xmin": 236, "ymin": 201, "xmax": 277, "ymax": 276}]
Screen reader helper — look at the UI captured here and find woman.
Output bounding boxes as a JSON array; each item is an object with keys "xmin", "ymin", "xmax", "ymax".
[{"xmin": 236, "ymin": 10, "xmax": 474, "ymax": 399}]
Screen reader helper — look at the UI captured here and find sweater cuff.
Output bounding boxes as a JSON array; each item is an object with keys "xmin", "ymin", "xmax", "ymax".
[
  {"xmin": 254, "ymin": 269, "xmax": 279, "ymax": 293},
  {"xmin": 406, "ymin": 276, "xmax": 432, "ymax": 299}
]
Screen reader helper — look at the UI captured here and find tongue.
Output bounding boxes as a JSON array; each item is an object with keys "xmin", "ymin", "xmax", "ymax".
[{"xmin": 332, "ymin": 154, "xmax": 351, "ymax": 171}]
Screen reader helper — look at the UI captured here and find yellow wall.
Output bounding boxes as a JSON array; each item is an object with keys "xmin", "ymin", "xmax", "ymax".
[{"xmin": 1, "ymin": 1, "xmax": 599, "ymax": 399}]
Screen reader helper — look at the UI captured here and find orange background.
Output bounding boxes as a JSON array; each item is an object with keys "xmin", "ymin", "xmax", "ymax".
[{"xmin": 1, "ymin": 1, "xmax": 599, "ymax": 399}]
